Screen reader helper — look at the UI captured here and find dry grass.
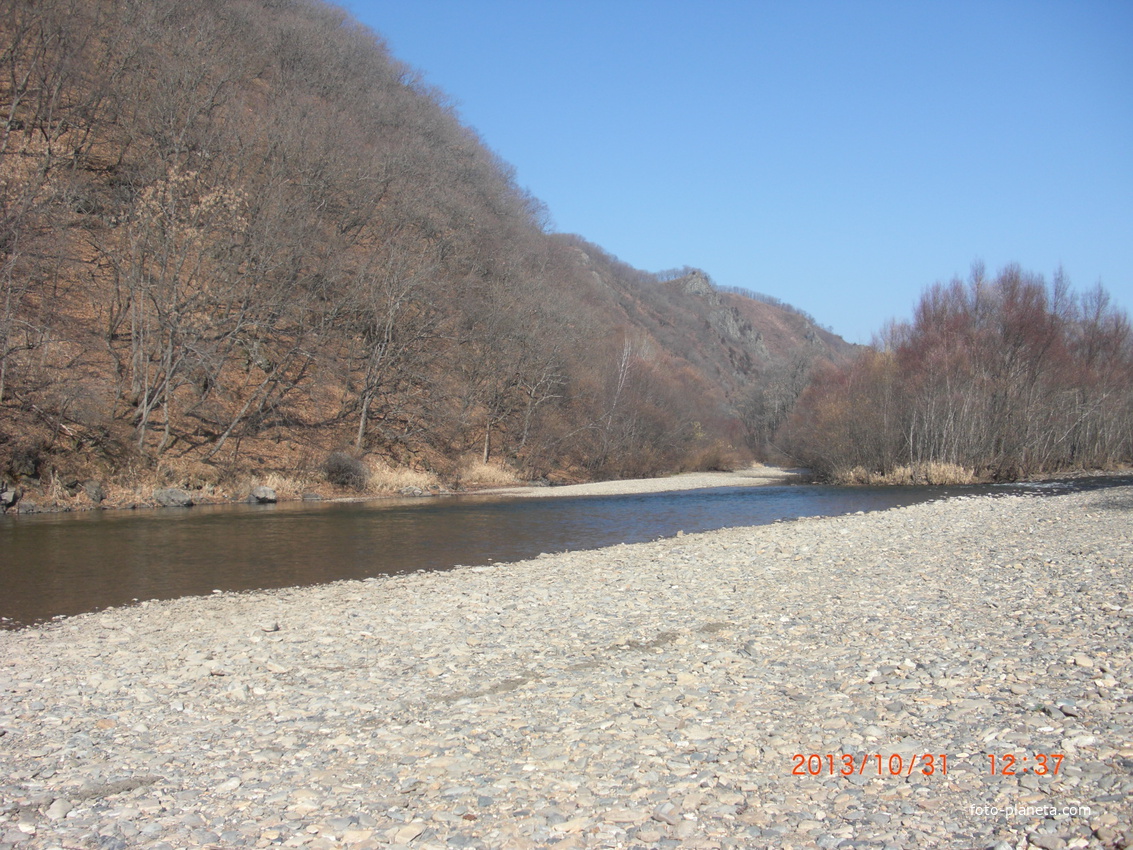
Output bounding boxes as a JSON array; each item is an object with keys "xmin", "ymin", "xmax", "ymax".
[
  {"xmin": 153, "ymin": 457, "xmax": 222, "ymax": 489},
  {"xmin": 365, "ymin": 459, "xmax": 440, "ymax": 493},
  {"xmin": 835, "ymin": 462, "xmax": 977, "ymax": 486},
  {"xmin": 456, "ymin": 456, "xmax": 522, "ymax": 487}
]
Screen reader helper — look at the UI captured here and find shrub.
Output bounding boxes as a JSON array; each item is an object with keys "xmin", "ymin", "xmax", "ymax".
[
  {"xmin": 7, "ymin": 440, "xmax": 46, "ymax": 480},
  {"xmin": 324, "ymin": 451, "xmax": 368, "ymax": 490}
]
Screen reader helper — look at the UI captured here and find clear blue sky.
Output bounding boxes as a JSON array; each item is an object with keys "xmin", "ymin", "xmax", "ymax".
[{"xmin": 340, "ymin": 0, "xmax": 1132, "ymax": 344}]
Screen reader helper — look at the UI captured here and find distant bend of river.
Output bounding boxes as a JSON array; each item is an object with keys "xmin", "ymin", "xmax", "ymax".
[{"xmin": 2, "ymin": 476, "xmax": 1129, "ymax": 628}]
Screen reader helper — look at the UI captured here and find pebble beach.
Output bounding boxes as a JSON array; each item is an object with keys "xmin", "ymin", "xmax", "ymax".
[{"xmin": 2, "ymin": 484, "xmax": 1131, "ymax": 850}]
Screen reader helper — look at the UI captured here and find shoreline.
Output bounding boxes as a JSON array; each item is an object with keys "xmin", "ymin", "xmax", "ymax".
[
  {"xmin": 0, "ymin": 465, "xmax": 805, "ymax": 517},
  {"xmin": 6, "ymin": 464, "xmax": 1131, "ymax": 517},
  {"xmin": 2, "ymin": 485, "xmax": 1130, "ymax": 848},
  {"xmin": 473, "ymin": 465, "xmax": 806, "ymax": 499}
]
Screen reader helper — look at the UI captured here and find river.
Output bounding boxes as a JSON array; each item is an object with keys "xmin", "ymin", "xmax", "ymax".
[{"xmin": 1, "ymin": 477, "xmax": 1124, "ymax": 628}]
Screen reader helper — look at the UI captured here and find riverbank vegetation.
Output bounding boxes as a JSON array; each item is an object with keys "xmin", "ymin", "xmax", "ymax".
[{"xmin": 782, "ymin": 264, "xmax": 1133, "ymax": 483}]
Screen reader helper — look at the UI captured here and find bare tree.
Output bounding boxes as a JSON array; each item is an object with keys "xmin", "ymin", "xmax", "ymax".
[{"xmin": 787, "ymin": 264, "xmax": 1133, "ymax": 481}]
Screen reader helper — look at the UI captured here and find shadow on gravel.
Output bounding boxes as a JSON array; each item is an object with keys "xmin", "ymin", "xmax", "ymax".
[{"xmin": 1093, "ymin": 490, "xmax": 1133, "ymax": 512}]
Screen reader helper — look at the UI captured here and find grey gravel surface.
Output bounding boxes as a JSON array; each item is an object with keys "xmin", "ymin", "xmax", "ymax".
[{"xmin": 2, "ymin": 486, "xmax": 1131, "ymax": 850}]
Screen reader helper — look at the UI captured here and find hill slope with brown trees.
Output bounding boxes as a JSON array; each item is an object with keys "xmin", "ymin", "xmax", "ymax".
[{"xmin": 0, "ymin": 0, "xmax": 851, "ymax": 507}]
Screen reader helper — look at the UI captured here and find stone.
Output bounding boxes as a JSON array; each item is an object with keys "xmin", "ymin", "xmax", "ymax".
[
  {"xmin": 1056, "ymin": 699, "xmax": 1081, "ymax": 717},
  {"xmin": 0, "ymin": 483, "xmax": 19, "ymax": 511},
  {"xmin": 342, "ymin": 828, "xmax": 374, "ymax": 844},
  {"xmin": 249, "ymin": 485, "xmax": 277, "ymax": 504},
  {"xmin": 393, "ymin": 823, "xmax": 425, "ymax": 843},
  {"xmin": 45, "ymin": 798, "xmax": 72, "ymax": 820},
  {"xmin": 153, "ymin": 488, "xmax": 193, "ymax": 507},
  {"xmin": 84, "ymin": 481, "xmax": 106, "ymax": 504},
  {"xmin": 602, "ymin": 809, "xmax": 640, "ymax": 824}
]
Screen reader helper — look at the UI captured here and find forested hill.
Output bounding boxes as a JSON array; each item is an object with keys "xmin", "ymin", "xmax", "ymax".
[{"xmin": 0, "ymin": 0, "xmax": 851, "ymax": 504}]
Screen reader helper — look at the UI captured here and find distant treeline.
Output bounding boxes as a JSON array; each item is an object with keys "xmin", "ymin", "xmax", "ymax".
[{"xmin": 782, "ymin": 264, "xmax": 1133, "ymax": 482}]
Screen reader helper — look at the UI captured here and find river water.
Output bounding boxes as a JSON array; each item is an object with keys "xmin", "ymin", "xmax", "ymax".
[{"xmin": 1, "ymin": 477, "xmax": 1124, "ymax": 628}]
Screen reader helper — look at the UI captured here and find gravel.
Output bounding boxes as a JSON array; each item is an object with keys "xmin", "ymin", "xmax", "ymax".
[
  {"xmin": 1, "ymin": 485, "xmax": 1131, "ymax": 849},
  {"xmin": 482, "ymin": 467, "xmax": 801, "ymax": 499}
]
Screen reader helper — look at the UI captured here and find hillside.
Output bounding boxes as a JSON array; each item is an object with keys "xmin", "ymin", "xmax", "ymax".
[{"xmin": 0, "ymin": 0, "xmax": 851, "ymax": 508}]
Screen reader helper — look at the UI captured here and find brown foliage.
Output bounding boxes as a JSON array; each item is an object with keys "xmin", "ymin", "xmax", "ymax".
[
  {"xmin": 0, "ymin": 0, "xmax": 841, "ymax": 496},
  {"xmin": 786, "ymin": 264, "xmax": 1133, "ymax": 481}
]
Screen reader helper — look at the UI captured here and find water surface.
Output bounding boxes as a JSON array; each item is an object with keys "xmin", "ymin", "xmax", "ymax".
[{"xmin": 2, "ymin": 477, "xmax": 1125, "ymax": 627}]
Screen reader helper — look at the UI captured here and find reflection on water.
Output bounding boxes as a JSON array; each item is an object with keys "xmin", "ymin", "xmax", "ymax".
[{"xmin": 2, "ymin": 476, "xmax": 1127, "ymax": 627}]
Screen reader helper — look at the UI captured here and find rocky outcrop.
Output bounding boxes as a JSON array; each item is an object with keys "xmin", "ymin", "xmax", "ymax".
[{"xmin": 678, "ymin": 269, "xmax": 717, "ymax": 299}]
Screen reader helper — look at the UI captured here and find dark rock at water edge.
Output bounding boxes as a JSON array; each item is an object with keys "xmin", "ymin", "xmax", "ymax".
[{"xmin": 153, "ymin": 488, "xmax": 193, "ymax": 507}]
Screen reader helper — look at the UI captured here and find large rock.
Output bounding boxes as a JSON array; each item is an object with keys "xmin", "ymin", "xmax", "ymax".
[
  {"xmin": 0, "ymin": 483, "xmax": 19, "ymax": 512},
  {"xmin": 153, "ymin": 487, "xmax": 193, "ymax": 507},
  {"xmin": 249, "ymin": 485, "xmax": 277, "ymax": 504}
]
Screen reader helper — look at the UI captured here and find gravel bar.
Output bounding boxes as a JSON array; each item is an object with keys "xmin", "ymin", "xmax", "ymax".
[
  {"xmin": 480, "ymin": 467, "xmax": 801, "ymax": 499},
  {"xmin": 2, "ymin": 486, "xmax": 1131, "ymax": 850}
]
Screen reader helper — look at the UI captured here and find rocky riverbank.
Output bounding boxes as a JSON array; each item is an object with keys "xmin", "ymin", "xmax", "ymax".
[{"xmin": 2, "ymin": 486, "xmax": 1131, "ymax": 849}]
